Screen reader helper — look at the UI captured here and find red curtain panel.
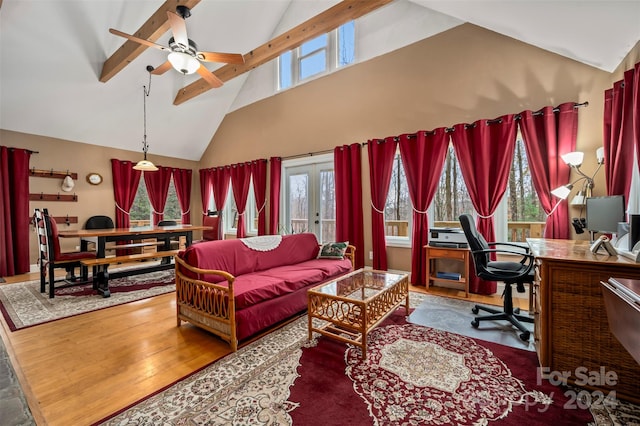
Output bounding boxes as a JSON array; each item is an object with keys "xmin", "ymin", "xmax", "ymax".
[
  {"xmin": 367, "ymin": 137, "xmax": 398, "ymax": 270},
  {"xmin": 110, "ymin": 159, "xmax": 141, "ymax": 229},
  {"xmin": 398, "ymin": 130, "xmax": 448, "ymax": 285},
  {"xmin": 334, "ymin": 143, "xmax": 364, "ymax": 269},
  {"xmin": 451, "ymin": 115, "xmax": 517, "ymax": 294},
  {"xmin": 0, "ymin": 146, "xmax": 31, "ymax": 276},
  {"xmin": 250, "ymin": 159, "xmax": 268, "ymax": 236},
  {"xmin": 604, "ymin": 66, "xmax": 637, "ymax": 200},
  {"xmin": 144, "ymin": 166, "xmax": 172, "ymax": 225},
  {"xmin": 172, "ymin": 168, "xmax": 192, "ymax": 225},
  {"xmin": 635, "ymin": 63, "xmax": 640, "ymax": 170},
  {"xmin": 199, "ymin": 168, "xmax": 213, "ymax": 216},
  {"xmin": 269, "ymin": 157, "xmax": 282, "ymax": 235},
  {"xmin": 520, "ymin": 103, "xmax": 578, "ymax": 239},
  {"xmin": 212, "ymin": 166, "xmax": 231, "ymax": 214},
  {"xmin": 230, "ymin": 162, "xmax": 252, "ymax": 238}
]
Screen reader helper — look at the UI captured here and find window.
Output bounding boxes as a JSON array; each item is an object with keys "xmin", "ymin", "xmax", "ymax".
[
  {"xmin": 281, "ymin": 154, "xmax": 336, "ymax": 243},
  {"xmin": 278, "ymin": 21, "xmax": 355, "ymax": 90},
  {"xmin": 129, "ymin": 176, "xmax": 182, "ymax": 226},
  {"xmin": 221, "ymin": 182, "xmax": 258, "ymax": 236},
  {"xmin": 130, "ymin": 179, "xmax": 151, "ymax": 227},
  {"xmin": 431, "ymin": 135, "xmax": 544, "ymax": 242},
  {"xmin": 385, "ymin": 151, "xmax": 411, "ymax": 245}
]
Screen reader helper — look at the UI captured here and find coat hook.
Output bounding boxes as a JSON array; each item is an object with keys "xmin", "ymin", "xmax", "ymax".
[
  {"xmin": 30, "ymin": 167, "xmax": 36, "ymax": 175},
  {"xmin": 40, "ymin": 192, "xmax": 44, "ymax": 200},
  {"xmin": 65, "ymin": 215, "xmax": 71, "ymax": 226},
  {"xmin": 50, "ymin": 168, "xmax": 54, "ymax": 176},
  {"xmin": 57, "ymin": 193, "xmax": 60, "ymax": 200},
  {"xmin": 73, "ymin": 193, "xmax": 77, "ymax": 201}
]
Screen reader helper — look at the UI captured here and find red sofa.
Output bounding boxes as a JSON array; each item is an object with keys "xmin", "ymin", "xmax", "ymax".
[{"xmin": 175, "ymin": 233, "xmax": 355, "ymax": 350}]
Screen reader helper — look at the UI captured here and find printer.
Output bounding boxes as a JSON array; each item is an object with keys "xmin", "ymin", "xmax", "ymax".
[{"xmin": 429, "ymin": 227, "xmax": 468, "ymax": 248}]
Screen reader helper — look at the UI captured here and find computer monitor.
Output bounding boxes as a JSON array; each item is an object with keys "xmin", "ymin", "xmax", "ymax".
[{"xmin": 586, "ymin": 195, "xmax": 626, "ymax": 236}]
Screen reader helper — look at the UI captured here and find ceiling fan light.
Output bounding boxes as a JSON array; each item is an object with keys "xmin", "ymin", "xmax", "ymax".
[
  {"xmin": 133, "ymin": 159, "xmax": 159, "ymax": 171},
  {"xmin": 168, "ymin": 52, "xmax": 199, "ymax": 75}
]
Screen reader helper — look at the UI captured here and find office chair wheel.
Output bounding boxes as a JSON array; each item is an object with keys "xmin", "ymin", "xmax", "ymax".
[
  {"xmin": 519, "ymin": 331, "xmax": 530, "ymax": 341},
  {"xmin": 471, "ymin": 319, "xmax": 480, "ymax": 328},
  {"xmin": 472, "ymin": 306, "xmax": 479, "ymax": 315}
]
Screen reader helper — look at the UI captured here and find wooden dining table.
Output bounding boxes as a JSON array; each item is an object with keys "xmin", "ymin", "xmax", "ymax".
[{"xmin": 58, "ymin": 224, "xmax": 211, "ymax": 296}]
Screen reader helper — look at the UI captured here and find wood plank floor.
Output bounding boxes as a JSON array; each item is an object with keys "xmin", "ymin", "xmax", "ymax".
[{"xmin": 0, "ymin": 270, "xmax": 528, "ymax": 425}]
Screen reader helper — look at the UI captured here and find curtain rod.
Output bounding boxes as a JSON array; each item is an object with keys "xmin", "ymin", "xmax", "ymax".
[{"xmin": 280, "ymin": 148, "xmax": 334, "ymax": 161}]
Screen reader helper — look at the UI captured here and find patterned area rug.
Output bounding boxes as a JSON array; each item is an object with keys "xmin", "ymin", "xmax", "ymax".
[
  {"xmin": 95, "ymin": 292, "xmax": 614, "ymax": 425},
  {"xmin": 0, "ymin": 269, "xmax": 175, "ymax": 331}
]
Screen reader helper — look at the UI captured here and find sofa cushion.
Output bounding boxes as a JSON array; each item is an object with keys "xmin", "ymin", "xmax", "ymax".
[
  {"xmin": 317, "ymin": 241, "xmax": 349, "ymax": 259},
  {"xmin": 178, "ymin": 233, "xmax": 322, "ymax": 281},
  {"xmin": 231, "ymin": 258, "xmax": 352, "ymax": 309}
]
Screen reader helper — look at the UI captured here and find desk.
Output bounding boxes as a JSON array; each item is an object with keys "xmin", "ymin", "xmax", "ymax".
[
  {"xmin": 424, "ymin": 245, "xmax": 470, "ymax": 297},
  {"xmin": 527, "ymin": 238, "xmax": 640, "ymax": 403},
  {"xmin": 59, "ymin": 225, "xmax": 210, "ymax": 296}
]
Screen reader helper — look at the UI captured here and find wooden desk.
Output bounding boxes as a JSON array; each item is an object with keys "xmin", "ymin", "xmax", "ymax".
[
  {"xmin": 424, "ymin": 245, "xmax": 470, "ymax": 297},
  {"xmin": 527, "ymin": 238, "xmax": 640, "ymax": 403}
]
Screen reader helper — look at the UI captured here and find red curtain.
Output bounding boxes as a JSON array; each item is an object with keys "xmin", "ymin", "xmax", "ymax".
[
  {"xmin": 451, "ymin": 115, "xmax": 517, "ymax": 294},
  {"xmin": 334, "ymin": 143, "xmax": 365, "ymax": 269},
  {"xmin": 520, "ymin": 103, "xmax": 578, "ymax": 239},
  {"xmin": 144, "ymin": 166, "xmax": 172, "ymax": 225},
  {"xmin": 0, "ymin": 146, "xmax": 31, "ymax": 276},
  {"xmin": 212, "ymin": 166, "xmax": 231, "ymax": 212},
  {"xmin": 251, "ymin": 159, "xmax": 268, "ymax": 236},
  {"xmin": 172, "ymin": 168, "xmax": 192, "ymax": 225},
  {"xmin": 604, "ymin": 66, "xmax": 637, "ymax": 199},
  {"xmin": 398, "ymin": 130, "xmax": 449, "ymax": 285},
  {"xmin": 111, "ymin": 159, "xmax": 141, "ymax": 228},
  {"xmin": 230, "ymin": 162, "xmax": 252, "ymax": 238},
  {"xmin": 635, "ymin": 63, "xmax": 640, "ymax": 169},
  {"xmin": 367, "ymin": 137, "xmax": 398, "ymax": 270},
  {"xmin": 269, "ymin": 157, "xmax": 282, "ymax": 234},
  {"xmin": 199, "ymin": 168, "xmax": 213, "ymax": 215}
]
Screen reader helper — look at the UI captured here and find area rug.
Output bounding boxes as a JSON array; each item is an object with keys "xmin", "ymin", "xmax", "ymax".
[
  {"xmin": 408, "ymin": 294, "xmax": 535, "ymax": 351},
  {"xmin": 96, "ymin": 295, "xmax": 598, "ymax": 425},
  {"xmin": 0, "ymin": 269, "xmax": 175, "ymax": 331}
]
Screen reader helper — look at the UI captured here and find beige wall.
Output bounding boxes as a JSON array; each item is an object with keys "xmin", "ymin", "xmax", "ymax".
[
  {"xmin": 4, "ymin": 24, "xmax": 638, "ymax": 274},
  {"xmin": 200, "ymin": 24, "xmax": 616, "ymax": 272},
  {"xmin": 1, "ymin": 130, "xmax": 200, "ymax": 266}
]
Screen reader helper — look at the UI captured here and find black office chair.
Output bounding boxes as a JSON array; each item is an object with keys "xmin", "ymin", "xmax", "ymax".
[{"xmin": 458, "ymin": 213, "xmax": 535, "ymax": 341}]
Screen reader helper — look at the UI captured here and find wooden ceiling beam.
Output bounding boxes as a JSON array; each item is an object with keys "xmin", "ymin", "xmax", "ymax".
[
  {"xmin": 100, "ymin": 0, "xmax": 201, "ymax": 83},
  {"xmin": 173, "ymin": 0, "xmax": 394, "ymax": 105}
]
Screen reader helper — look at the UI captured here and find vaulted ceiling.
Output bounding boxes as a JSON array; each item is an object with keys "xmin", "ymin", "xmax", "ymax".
[{"xmin": 1, "ymin": 0, "xmax": 639, "ymax": 161}]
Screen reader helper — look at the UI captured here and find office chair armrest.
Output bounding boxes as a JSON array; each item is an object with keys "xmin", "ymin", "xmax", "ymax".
[
  {"xmin": 486, "ymin": 241, "xmax": 531, "ymax": 254},
  {"xmin": 472, "ymin": 248, "xmax": 535, "ymax": 261}
]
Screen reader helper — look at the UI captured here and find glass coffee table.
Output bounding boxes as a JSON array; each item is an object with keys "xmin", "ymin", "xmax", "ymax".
[{"xmin": 307, "ymin": 268, "xmax": 409, "ymax": 359}]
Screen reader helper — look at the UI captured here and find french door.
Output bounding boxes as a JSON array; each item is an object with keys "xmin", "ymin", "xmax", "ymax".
[{"xmin": 283, "ymin": 156, "xmax": 335, "ymax": 243}]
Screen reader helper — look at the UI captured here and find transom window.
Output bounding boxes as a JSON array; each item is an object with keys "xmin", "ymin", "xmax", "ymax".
[{"xmin": 278, "ymin": 21, "xmax": 355, "ymax": 90}]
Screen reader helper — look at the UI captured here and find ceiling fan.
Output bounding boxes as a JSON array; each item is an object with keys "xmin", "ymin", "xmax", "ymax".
[{"xmin": 109, "ymin": 5, "xmax": 244, "ymax": 88}]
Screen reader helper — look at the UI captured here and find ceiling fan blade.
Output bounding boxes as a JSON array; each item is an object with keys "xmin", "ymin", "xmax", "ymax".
[
  {"xmin": 149, "ymin": 61, "xmax": 173, "ymax": 75},
  {"xmin": 196, "ymin": 51, "xmax": 245, "ymax": 65},
  {"xmin": 196, "ymin": 64, "xmax": 223, "ymax": 88},
  {"xmin": 109, "ymin": 28, "xmax": 169, "ymax": 52},
  {"xmin": 167, "ymin": 11, "xmax": 189, "ymax": 49}
]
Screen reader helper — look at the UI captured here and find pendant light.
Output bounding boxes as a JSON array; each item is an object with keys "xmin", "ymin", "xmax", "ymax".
[{"xmin": 133, "ymin": 71, "xmax": 158, "ymax": 172}]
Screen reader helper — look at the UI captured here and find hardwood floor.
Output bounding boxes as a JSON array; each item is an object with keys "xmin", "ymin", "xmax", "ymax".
[{"xmin": 0, "ymin": 270, "xmax": 527, "ymax": 425}]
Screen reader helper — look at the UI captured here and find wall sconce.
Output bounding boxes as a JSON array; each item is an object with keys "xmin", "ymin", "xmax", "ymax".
[{"xmin": 551, "ymin": 148, "xmax": 605, "ymax": 204}]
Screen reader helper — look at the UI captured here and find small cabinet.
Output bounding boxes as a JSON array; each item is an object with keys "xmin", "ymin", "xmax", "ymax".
[{"xmin": 424, "ymin": 245, "xmax": 470, "ymax": 298}]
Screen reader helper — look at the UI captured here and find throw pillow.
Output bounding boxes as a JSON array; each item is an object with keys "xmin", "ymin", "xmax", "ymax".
[{"xmin": 318, "ymin": 241, "xmax": 349, "ymax": 259}]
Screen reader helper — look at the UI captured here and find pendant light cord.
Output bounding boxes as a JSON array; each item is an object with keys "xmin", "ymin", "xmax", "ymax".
[{"xmin": 142, "ymin": 73, "xmax": 152, "ymax": 158}]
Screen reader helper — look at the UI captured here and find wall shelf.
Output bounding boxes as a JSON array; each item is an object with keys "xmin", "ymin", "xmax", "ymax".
[
  {"xmin": 29, "ymin": 193, "xmax": 78, "ymax": 202},
  {"xmin": 29, "ymin": 215, "xmax": 78, "ymax": 226},
  {"xmin": 29, "ymin": 168, "xmax": 78, "ymax": 180}
]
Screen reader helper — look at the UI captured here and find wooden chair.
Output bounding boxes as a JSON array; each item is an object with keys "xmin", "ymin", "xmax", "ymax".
[{"xmin": 34, "ymin": 208, "xmax": 96, "ymax": 298}]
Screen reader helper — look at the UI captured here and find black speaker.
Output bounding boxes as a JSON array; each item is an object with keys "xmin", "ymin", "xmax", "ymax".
[{"xmin": 629, "ymin": 214, "xmax": 640, "ymax": 251}]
